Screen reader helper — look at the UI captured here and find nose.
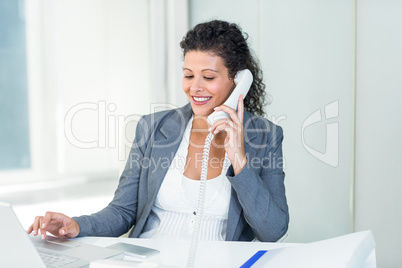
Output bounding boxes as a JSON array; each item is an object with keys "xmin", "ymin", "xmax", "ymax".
[{"xmin": 190, "ymin": 76, "xmax": 204, "ymax": 92}]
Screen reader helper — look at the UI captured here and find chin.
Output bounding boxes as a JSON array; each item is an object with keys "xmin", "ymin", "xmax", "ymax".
[{"xmin": 191, "ymin": 107, "xmax": 213, "ymax": 117}]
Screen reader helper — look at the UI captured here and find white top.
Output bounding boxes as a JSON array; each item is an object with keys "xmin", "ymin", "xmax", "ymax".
[{"xmin": 140, "ymin": 116, "xmax": 232, "ymax": 240}]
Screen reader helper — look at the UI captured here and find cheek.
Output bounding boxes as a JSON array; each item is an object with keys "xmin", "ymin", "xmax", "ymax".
[
  {"xmin": 182, "ymin": 79, "xmax": 190, "ymax": 93},
  {"xmin": 208, "ymin": 81, "xmax": 224, "ymax": 94},
  {"xmin": 216, "ymin": 82, "xmax": 235, "ymax": 100}
]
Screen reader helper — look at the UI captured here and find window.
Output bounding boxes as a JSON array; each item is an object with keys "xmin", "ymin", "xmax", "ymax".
[
  {"xmin": 0, "ymin": 0, "xmax": 188, "ymax": 185},
  {"xmin": 0, "ymin": 0, "xmax": 31, "ymax": 171}
]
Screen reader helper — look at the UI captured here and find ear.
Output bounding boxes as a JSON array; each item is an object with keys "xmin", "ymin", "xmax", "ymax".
[
  {"xmin": 230, "ymin": 76, "xmax": 236, "ymax": 87},
  {"xmin": 227, "ymin": 79, "xmax": 236, "ymax": 95}
]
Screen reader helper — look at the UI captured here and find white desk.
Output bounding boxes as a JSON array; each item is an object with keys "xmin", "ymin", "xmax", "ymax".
[{"xmin": 76, "ymin": 237, "xmax": 376, "ymax": 267}]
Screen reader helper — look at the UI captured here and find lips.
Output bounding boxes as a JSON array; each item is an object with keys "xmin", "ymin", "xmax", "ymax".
[{"xmin": 192, "ymin": 96, "xmax": 212, "ymax": 105}]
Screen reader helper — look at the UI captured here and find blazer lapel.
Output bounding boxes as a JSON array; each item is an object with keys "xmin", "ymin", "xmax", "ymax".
[
  {"xmin": 146, "ymin": 103, "xmax": 193, "ymax": 207},
  {"xmin": 132, "ymin": 104, "xmax": 192, "ymax": 237}
]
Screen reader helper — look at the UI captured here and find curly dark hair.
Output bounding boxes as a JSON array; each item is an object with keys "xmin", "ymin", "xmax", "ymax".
[{"xmin": 180, "ymin": 20, "xmax": 267, "ymax": 117}]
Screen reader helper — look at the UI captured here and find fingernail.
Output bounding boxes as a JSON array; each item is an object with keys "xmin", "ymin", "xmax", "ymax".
[
  {"xmin": 41, "ymin": 234, "xmax": 45, "ymax": 240},
  {"xmin": 42, "ymin": 223, "xmax": 45, "ymax": 228},
  {"xmin": 208, "ymin": 127, "xmax": 212, "ymax": 132},
  {"xmin": 214, "ymin": 107, "xmax": 220, "ymax": 110},
  {"xmin": 61, "ymin": 229, "xmax": 66, "ymax": 235},
  {"xmin": 34, "ymin": 230, "xmax": 37, "ymax": 235}
]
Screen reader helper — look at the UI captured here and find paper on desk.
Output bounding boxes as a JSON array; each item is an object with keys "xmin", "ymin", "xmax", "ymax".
[
  {"xmin": 90, "ymin": 259, "xmax": 159, "ymax": 268},
  {"xmin": 252, "ymin": 230, "xmax": 375, "ymax": 268}
]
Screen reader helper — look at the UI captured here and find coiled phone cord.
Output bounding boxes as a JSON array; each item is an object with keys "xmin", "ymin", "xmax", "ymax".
[{"xmin": 187, "ymin": 132, "xmax": 214, "ymax": 268}]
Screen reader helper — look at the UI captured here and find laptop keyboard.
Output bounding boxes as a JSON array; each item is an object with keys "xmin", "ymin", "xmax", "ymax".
[{"xmin": 39, "ymin": 252, "xmax": 80, "ymax": 268}]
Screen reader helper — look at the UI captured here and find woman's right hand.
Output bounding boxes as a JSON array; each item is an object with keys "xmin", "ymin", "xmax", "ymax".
[{"xmin": 27, "ymin": 212, "xmax": 80, "ymax": 240}]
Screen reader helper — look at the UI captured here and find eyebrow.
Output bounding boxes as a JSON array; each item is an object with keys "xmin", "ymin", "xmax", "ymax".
[{"xmin": 182, "ymin": 67, "xmax": 218, "ymax": 73}]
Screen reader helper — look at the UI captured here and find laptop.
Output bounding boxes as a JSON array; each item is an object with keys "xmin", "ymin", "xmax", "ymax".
[{"xmin": 0, "ymin": 201, "xmax": 123, "ymax": 268}]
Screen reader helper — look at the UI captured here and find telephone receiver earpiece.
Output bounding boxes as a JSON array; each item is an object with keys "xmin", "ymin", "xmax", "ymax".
[{"xmin": 207, "ymin": 69, "xmax": 253, "ymax": 126}]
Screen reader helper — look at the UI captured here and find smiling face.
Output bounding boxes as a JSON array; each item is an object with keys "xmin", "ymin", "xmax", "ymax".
[{"xmin": 182, "ymin": 50, "xmax": 235, "ymax": 117}]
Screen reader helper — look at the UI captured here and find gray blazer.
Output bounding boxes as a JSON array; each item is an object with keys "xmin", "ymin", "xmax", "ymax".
[{"xmin": 74, "ymin": 103, "xmax": 289, "ymax": 242}]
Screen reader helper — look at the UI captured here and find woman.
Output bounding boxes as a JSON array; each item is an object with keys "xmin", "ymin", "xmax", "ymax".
[{"xmin": 28, "ymin": 20, "xmax": 288, "ymax": 242}]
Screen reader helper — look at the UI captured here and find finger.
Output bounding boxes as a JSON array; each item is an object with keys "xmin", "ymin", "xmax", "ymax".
[
  {"xmin": 59, "ymin": 228, "xmax": 67, "ymax": 237},
  {"xmin": 41, "ymin": 211, "xmax": 57, "ymax": 239},
  {"xmin": 27, "ymin": 224, "xmax": 33, "ymax": 234},
  {"xmin": 214, "ymin": 105, "xmax": 240, "ymax": 125},
  {"xmin": 237, "ymin": 95, "xmax": 244, "ymax": 124},
  {"xmin": 59, "ymin": 219, "xmax": 71, "ymax": 237},
  {"xmin": 59, "ymin": 224, "xmax": 72, "ymax": 237},
  {"xmin": 59, "ymin": 219, "xmax": 80, "ymax": 238},
  {"xmin": 209, "ymin": 118, "xmax": 232, "ymax": 132},
  {"xmin": 32, "ymin": 216, "xmax": 42, "ymax": 236},
  {"xmin": 224, "ymin": 134, "xmax": 231, "ymax": 145},
  {"xmin": 213, "ymin": 120, "xmax": 233, "ymax": 134},
  {"xmin": 39, "ymin": 217, "xmax": 47, "ymax": 240}
]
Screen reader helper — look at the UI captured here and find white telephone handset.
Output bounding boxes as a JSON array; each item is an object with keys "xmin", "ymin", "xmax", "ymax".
[
  {"xmin": 187, "ymin": 69, "xmax": 253, "ymax": 268},
  {"xmin": 207, "ymin": 69, "xmax": 253, "ymax": 126}
]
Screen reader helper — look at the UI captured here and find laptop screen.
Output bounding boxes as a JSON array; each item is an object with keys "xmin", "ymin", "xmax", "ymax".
[{"xmin": 0, "ymin": 201, "xmax": 46, "ymax": 267}]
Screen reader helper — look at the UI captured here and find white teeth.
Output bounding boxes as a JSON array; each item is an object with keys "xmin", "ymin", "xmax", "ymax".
[{"xmin": 193, "ymin": 96, "xmax": 211, "ymax": 102}]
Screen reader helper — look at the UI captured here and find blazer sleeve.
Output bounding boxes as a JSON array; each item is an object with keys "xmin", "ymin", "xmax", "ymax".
[
  {"xmin": 72, "ymin": 116, "xmax": 149, "ymax": 237},
  {"xmin": 226, "ymin": 125, "xmax": 289, "ymax": 242}
]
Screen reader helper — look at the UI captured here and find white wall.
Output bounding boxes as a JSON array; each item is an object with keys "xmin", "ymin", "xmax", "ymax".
[
  {"xmin": 260, "ymin": 0, "xmax": 354, "ymax": 243},
  {"xmin": 190, "ymin": 0, "xmax": 402, "ymax": 266},
  {"xmin": 190, "ymin": 0, "xmax": 354, "ymax": 243},
  {"xmin": 355, "ymin": 0, "xmax": 402, "ymax": 266},
  {"xmin": 46, "ymin": 0, "xmax": 151, "ymax": 176}
]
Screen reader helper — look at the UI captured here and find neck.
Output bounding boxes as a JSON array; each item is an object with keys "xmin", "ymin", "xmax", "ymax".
[
  {"xmin": 191, "ymin": 114, "xmax": 226, "ymax": 142},
  {"xmin": 192, "ymin": 114, "xmax": 210, "ymax": 131}
]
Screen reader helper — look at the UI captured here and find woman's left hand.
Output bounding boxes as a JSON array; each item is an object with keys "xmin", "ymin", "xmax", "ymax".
[{"xmin": 209, "ymin": 95, "xmax": 247, "ymax": 175}]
